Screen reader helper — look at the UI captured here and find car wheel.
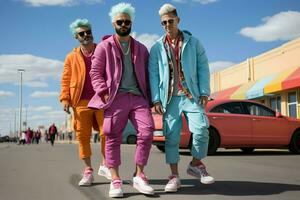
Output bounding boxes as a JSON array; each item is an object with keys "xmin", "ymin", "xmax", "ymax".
[
  {"xmin": 208, "ymin": 128, "xmax": 220, "ymax": 155},
  {"xmin": 289, "ymin": 131, "xmax": 300, "ymax": 154},
  {"xmin": 126, "ymin": 135, "xmax": 137, "ymax": 144},
  {"xmin": 240, "ymin": 147, "xmax": 255, "ymax": 153},
  {"xmin": 156, "ymin": 145, "xmax": 165, "ymax": 152}
]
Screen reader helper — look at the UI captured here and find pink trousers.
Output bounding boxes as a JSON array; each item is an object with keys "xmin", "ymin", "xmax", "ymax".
[{"xmin": 103, "ymin": 92, "xmax": 154, "ymax": 168}]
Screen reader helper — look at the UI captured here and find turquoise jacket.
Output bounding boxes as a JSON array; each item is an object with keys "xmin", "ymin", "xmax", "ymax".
[{"xmin": 149, "ymin": 30, "xmax": 210, "ymax": 111}]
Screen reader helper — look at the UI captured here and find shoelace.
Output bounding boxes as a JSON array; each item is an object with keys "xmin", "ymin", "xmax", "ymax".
[
  {"xmin": 197, "ymin": 165, "xmax": 209, "ymax": 177},
  {"xmin": 139, "ymin": 173, "xmax": 149, "ymax": 184},
  {"xmin": 168, "ymin": 175, "xmax": 178, "ymax": 184},
  {"xmin": 112, "ymin": 179, "xmax": 122, "ymax": 189}
]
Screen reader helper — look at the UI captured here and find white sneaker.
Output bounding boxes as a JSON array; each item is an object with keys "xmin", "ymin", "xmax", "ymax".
[
  {"xmin": 187, "ymin": 163, "xmax": 215, "ymax": 184},
  {"xmin": 133, "ymin": 172, "xmax": 154, "ymax": 195},
  {"xmin": 78, "ymin": 167, "xmax": 94, "ymax": 186},
  {"xmin": 164, "ymin": 175, "xmax": 181, "ymax": 192},
  {"xmin": 109, "ymin": 179, "xmax": 123, "ymax": 198},
  {"xmin": 98, "ymin": 165, "xmax": 111, "ymax": 180}
]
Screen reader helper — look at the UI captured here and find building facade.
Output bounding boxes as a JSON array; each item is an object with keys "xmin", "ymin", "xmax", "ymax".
[{"xmin": 211, "ymin": 37, "xmax": 300, "ymax": 118}]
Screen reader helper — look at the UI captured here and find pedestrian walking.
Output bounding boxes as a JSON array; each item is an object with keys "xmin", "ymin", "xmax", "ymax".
[
  {"xmin": 48, "ymin": 123, "xmax": 57, "ymax": 146},
  {"xmin": 88, "ymin": 2, "xmax": 154, "ymax": 197},
  {"xmin": 60, "ymin": 18, "xmax": 111, "ymax": 187},
  {"xmin": 149, "ymin": 3, "xmax": 215, "ymax": 193}
]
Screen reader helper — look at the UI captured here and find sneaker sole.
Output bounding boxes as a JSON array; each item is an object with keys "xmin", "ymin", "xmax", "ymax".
[
  {"xmin": 164, "ymin": 188, "xmax": 178, "ymax": 193},
  {"xmin": 187, "ymin": 169, "xmax": 215, "ymax": 184},
  {"xmin": 78, "ymin": 177, "xmax": 94, "ymax": 186},
  {"xmin": 133, "ymin": 183, "xmax": 154, "ymax": 195},
  {"xmin": 109, "ymin": 192, "xmax": 123, "ymax": 198}
]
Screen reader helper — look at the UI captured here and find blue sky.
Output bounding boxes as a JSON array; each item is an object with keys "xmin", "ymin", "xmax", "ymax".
[{"xmin": 0, "ymin": 0, "xmax": 300, "ymax": 135}]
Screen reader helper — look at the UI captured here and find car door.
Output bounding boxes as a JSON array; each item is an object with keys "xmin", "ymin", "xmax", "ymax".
[
  {"xmin": 208, "ymin": 102, "xmax": 252, "ymax": 146},
  {"xmin": 242, "ymin": 102, "xmax": 290, "ymax": 145}
]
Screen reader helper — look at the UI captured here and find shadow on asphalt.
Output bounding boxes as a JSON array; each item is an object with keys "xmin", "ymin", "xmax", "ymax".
[
  {"xmin": 149, "ymin": 179, "xmax": 300, "ymax": 196},
  {"xmin": 69, "ymin": 174, "xmax": 300, "ymax": 198},
  {"xmin": 179, "ymin": 150, "xmax": 294, "ymax": 157},
  {"xmin": 70, "ymin": 174, "xmax": 108, "ymax": 200}
]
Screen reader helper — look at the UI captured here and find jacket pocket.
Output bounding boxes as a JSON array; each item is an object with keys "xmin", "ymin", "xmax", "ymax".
[
  {"xmin": 200, "ymin": 113, "xmax": 209, "ymax": 128},
  {"xmin": 103, "ymin": 116, "xmax": 113, "ymax": 135}
]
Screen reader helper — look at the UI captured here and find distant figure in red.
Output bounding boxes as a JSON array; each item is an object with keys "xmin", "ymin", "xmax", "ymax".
[
  {"xmin": 35, "ymin": 129, "xmax": 41, "ymax": 144},
  {"xmin": 48, "ymin": 123, "xmax": 58, "ymax": 146},
  {"xmin": 25, "ymin": 127, "xmax": 33, "ymax": 144}
]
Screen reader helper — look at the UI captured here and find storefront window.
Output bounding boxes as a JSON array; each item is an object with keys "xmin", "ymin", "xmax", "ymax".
[
  {"xmin": 287, "ymin": 92, "xmax": 297, "ymax": 118},
  {"xmin": 270, "ymin": 96, "xmax": 281, "ymax": 112}
]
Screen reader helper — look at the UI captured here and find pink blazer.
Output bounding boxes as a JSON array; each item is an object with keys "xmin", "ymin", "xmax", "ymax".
[{"xmin": 88, "ymin": 35, "xmax": 151, "ymax": 109}]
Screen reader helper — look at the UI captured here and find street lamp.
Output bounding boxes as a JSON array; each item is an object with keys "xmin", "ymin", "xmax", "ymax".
[{"xmin": 17, "ymin": 68, "xmax": 25, "ymax": 138}]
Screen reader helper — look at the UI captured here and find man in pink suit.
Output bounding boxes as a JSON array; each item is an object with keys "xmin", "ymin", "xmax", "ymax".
[{"xmin": 88, "ymin": 2, "xmax": 154, "ymax": 198}]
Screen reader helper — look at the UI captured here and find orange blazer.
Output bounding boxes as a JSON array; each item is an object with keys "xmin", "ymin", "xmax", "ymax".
[
  {"xmin": 60, "ymin": 44, "xmax": 100, "ymax": 131},
  {"xmin": 60, "ymin": 45, "xmax": 94, "ymax": 107}
]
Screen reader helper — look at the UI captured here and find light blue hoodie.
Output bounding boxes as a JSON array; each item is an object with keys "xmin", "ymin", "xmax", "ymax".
[{"xmin": 149, "ymin": 30, "xmax": 210, "ymax": 111}]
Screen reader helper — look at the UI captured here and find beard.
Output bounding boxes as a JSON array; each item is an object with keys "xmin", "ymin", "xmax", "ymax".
[
  {"xmin": 115, "ymin": 26, "xmax": 131, "ymax": 37},
  {"xmin": 79, "ymin": 35, "xmax": 94, "ymax": 45}
]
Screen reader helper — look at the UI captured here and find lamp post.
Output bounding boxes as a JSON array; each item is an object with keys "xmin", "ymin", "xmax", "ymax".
[{"xmin": 17, "ymin": 69, "xmax": 25, "ymax": 138}]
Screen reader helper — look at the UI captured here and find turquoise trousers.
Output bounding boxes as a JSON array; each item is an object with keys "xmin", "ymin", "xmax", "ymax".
[{"xmin": 163, "ymin": 96, "xmax": 209, "ymax": 164}]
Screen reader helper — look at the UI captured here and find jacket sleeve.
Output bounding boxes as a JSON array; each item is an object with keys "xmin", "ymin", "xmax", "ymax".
[
  {"xmin": 90, "ymin": 44, "xmax": 108, "ymax": 96},
  {"xmin": 60, "ymin": 54, "xmax": 72, "ymax": 104},
  {"xmin": 196, "ymin": 39, "xmax": 211, "ymax": 96},
  {"xmin": 148, "ymin": 44, "xmax": 161, "ymax": 104}
]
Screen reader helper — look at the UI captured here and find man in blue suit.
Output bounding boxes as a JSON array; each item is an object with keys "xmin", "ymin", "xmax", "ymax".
[{"xmin": 149, "ymin": 3, "xmax": 215, "ymax": 193}]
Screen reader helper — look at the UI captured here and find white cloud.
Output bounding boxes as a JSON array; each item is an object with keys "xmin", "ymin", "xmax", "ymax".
[
  {"xmin": 131, "ymin": 32, "xmax": 160, "ymax": 50},
  {"xmin": 209, "ymin": 61, "xmax": 235, "ymax": 73},
  {"xmin": 192, "ymin": 0, "xmax": 218, "ymax": 4},
  {"xmin": 30, "ymin": 91, "xmax": 59, "ymax": 98},
  {"xmin": 29, "ymin": 106, "xmax": 53, "ymax": 112},
  {"xmin": 239, "ymin": 11, "xmax": 300, "ymax": 42},
  {"xmin": 172, "ymin": 0, "xmax": 188, "ymax": 3},
  {"xmin": 23, "ymin": 0, "xmax": 103, "ymax": 7},
  {"xmin": 0, "ymin": 54, "xmax": 63, "ymax": 88},
  {"xmin": 0, "ymin": 91, "xmax": 15, "ymax": 98}
]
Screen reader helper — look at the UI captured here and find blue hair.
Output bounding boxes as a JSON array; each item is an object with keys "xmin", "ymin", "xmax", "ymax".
[
  {"xmin": 109, "ymin": 2, "xmax": 135, "ymax": 22},
  {"xmin": 69, "ymin": 18, "xmax": 92, "ymax": 36}
]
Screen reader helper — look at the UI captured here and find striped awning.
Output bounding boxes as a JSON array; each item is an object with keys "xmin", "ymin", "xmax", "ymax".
[
  {"xmin": 211, "ymin": 85, "xmax": 240, "ymax": 99},
  {"xmin": 230, "ymin": 81, "xmax": 256, "ymax": 99},
  {"xmin": 282, "ymin": 66, "xmax": 300, "ymax": 90},
  {"xmin": 212, "ymin": 66, "xmax": 300, "ymax": 100},
  {"xmin": 246, "ymin": 75, "xmax": 276, "ymax": 99},
  {"xmin": 264, "ymin": 67, "xmax": 298, "ymax": 94}
]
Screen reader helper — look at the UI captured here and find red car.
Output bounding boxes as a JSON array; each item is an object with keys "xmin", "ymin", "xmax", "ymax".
[{"xmin": 152, "ymin": 99, "xmax": 300, "ymax": 155}]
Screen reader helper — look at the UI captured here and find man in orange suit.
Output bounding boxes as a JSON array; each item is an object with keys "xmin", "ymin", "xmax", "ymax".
[{"xmin": 60, "ymin": 18, "xmax": 111, "ymax": 186}]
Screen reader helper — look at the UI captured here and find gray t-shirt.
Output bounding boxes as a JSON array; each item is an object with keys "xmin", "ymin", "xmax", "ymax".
[{"xmin": 118, "ymin": 41, "xmax": 142, "ymax": 96}]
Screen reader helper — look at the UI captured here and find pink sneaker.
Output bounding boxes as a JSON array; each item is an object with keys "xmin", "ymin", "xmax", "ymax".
[
  {"xmin": 109, "ymin": 178, "xmax": 123, "ymax": 198},
  {"xmin": 165, "ymin": 175, "xmax": 181, "ymax": 192},
  {"xmin": 133, "ymin": 172, "xmax": 154, "ymax": 195},
  {"xmin": 78, "ymin": 167, "xmax": 94, "ymax": 186}
]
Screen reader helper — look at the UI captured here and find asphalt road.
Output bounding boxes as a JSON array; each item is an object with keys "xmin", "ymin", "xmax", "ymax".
[{"xmin": 0, "ymin": 142, "xmax": 300, "ymax": 200}]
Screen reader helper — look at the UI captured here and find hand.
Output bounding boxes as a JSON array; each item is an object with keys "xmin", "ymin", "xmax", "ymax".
[
  {"xmin": 154, "ymin": 102, "xmax": 164, "ymax": 115},
  {"xmin": 199, "ymin": 96, "xmax": 209, "ymax": 108},
  {"xmin": 63, "ymin": 103, "xmax": 70, "ymax": 114},
  {"xmin": 104, "ymin": 94, "xmax": 109, "ymax": 103}
]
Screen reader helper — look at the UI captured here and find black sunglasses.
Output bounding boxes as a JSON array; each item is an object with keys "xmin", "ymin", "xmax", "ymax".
[
  {"xmin": 77, "ymin": 30, "xmax": 92, "ymax": 37},
  {"xmin": 116, "ymin": 20, "xmax": 132, "ymax": 26},
  {"xmin": 161, "ymin": 19, "xmax": 175, "ymax": 26}
]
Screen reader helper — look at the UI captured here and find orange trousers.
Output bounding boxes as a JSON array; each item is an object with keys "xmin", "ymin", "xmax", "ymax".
[{"xmin": 73, "ymin": 100, "xmax": 105, "ymax": 159}]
